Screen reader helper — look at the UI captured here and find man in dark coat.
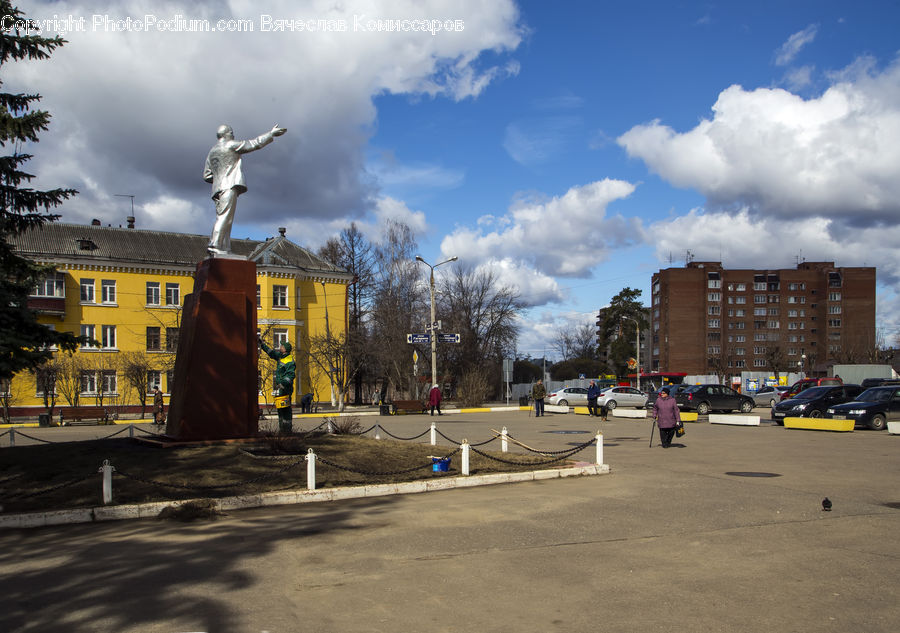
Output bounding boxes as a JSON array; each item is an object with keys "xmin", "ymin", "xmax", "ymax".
[
  {"xmin": 587, "ymin": 380, "xmax": 602, "ymax": 417},
  {"xmin": 652, "ymin": 388, "xmax": 682, "ymax": 448},
  {"xmin": 259, "ymin": 336, "xmax": 296, "ymax": 433}
]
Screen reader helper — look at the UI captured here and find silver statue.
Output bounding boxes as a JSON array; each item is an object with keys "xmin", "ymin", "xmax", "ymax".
[{"xmin": 203, "ymin": 124, "xmax": 287, "ymax": 255}]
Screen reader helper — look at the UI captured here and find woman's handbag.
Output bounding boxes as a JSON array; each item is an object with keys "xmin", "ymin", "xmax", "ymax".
[{"xmin": 675, "ymin": 420, "xmax": 686, "ymax": 437}]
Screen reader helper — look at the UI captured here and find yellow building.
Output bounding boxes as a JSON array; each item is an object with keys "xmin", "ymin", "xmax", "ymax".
[{"xmin": 4, "ymin": 221, "xmax": 351, "ymax": 417}]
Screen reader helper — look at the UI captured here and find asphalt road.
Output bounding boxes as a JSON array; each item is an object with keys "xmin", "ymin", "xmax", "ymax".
[{"xmin": 1, "ymin": 409, "xmax": 898, "ymax": 633}]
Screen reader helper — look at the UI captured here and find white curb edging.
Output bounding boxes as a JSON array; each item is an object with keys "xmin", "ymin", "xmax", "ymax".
[
  {"xmin": 0, "ymin": 464, "xmax": 610, "ymax": 529},
  {"xmin": 708, "ymin": 414, "xmax": 760, "ymax": 426}
]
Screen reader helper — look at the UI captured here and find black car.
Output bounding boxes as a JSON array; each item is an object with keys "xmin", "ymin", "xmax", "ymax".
[
  {"xmin": 824, "ymin": 385, "xmax": 900, "ymax": 431},
  {"xmin": 645, "ymin": 384, "xmax": 690, "ymax": 410},
  {"xmin": 771, "ymin": 384, "xmax": 863, "ymax": 424},
  {"xmin": 674, "ymin": 384, "xmax": 754, "ymax": 414}
]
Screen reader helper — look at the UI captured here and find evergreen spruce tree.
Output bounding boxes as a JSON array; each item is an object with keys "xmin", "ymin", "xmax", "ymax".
[{"xmin": 1, "ymin": 1, "xmax": 86, "ymax": 380}]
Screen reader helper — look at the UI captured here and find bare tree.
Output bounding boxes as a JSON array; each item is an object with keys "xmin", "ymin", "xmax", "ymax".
[
  {"xmin": 437, "ymin": 265, "xmax": 523, "ymax": 398},
  {"xmin": 370, "ymin": 219, "xmax": 423, "ymax": 401},
  {"xmin": 551, "ymin": 327, "xmax": 573, "ymax": 361},
  {"xmin": 764, "ymin": 345, "xmax": 791, "ymax": 382},
  {"xmin": 121, "ymin": 352, "xmax": 154, "ymax": 418},
  {"xmin": 571, "ymin": 322, "xmax": 598, "ymax": 359},
  {"xmin": 31, "ymin": 357, "xmax": 61, "ymax": 419},
  {"xmin": 0, "ymin": 376, "xmax": 23, "ymax": 424}
]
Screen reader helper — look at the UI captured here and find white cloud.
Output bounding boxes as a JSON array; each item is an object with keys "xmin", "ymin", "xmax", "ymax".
[
  {"xmin": 617, "ymin": 57, "xmax": 900, "ymax": 227},
  {"xmin": 502, "ymin": 115, "xmax": 581, "ymax": 166},
  {"xmin": 441, "ymin": 179, "xmax": 639, "ymax": 287},
  {"xmin": 775, "ymin": 24, "xmax": 818, "ymax": 66},
  {"xmin": 478, "ymin": 258, "xmax": 564, "ymax": 307},
  {"xmin": 9, "ymin": 0, "xmax": 524, "ymax": 234}
]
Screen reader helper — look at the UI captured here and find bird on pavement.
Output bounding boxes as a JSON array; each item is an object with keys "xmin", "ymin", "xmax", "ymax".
[{"xmin": 822, "ymin": 497, "xmax": 832, "ymax": 511}]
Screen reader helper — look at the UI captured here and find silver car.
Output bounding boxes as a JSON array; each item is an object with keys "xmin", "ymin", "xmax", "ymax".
[
  {"xmin": 546, "ymin": 387, "xmax": 588, "ymax": 406},
  {"xmin": 751, "ymin": 385, "xmax": 789, "ymax": 408},
  {"xmin": 597, "ymin": 386, "xmax": 648, "ymax": 409}
]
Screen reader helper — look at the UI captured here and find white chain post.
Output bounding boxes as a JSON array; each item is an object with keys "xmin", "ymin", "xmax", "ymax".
[
  {"xmin": 128, "ymin": 424, "xmax": 134, "ymax": 438},
  {"xmin": 374, "ymin": 423, "xmax": 381, "ymax": 440},
  {"xmin": 326, "ymin": 419, "xmax": 334, "ymax": 434},
  {"xmin": 99, "ymin": 460, "xmax": 115, "ymax": 505},
  {"xmin": 9, "ymin": 428, "xmax": 14, "ymax": 447},
  {"xmin": 430, "ymin": 421, "xmax": 436, "ymax": 445},
  {"xmin": 306, "ymin": 448, "xmax": 316, "ymax": 490},
  {"xmin": 596, "ymin": 431, "xmax": 603, "ymax": 466},
  {"xmin": 461, "ymin": 439, "xmax": 470, "ymax": 475},
  {"xmin": 501, "ymin": 426, "xmax": 508, "ymax": 453}
]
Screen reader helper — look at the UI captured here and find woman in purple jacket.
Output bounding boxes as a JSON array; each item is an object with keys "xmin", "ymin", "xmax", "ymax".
[{"xmin": 652, "ymin": 388, "xmax": 682, "ymax": 448}]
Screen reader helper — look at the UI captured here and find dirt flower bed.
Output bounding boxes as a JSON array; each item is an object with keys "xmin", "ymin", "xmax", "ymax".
[{"xmin": 0, "ymin": 432, "xmax": 570, "ymax": 514}]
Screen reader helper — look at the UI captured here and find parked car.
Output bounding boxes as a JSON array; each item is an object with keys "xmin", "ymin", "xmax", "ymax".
[
  {"xmin": 645, "ymin": 384, "xmax": 691, "ymax": 410},
  {"xmin": 751, "ymin": 385, "xmax": 790, "ymax": 408},
  {"xmin": 771, "ymin": 384, "xmax": 864, "ymax": 424},
  {"xmin": 824, "ymin": 385, "xmax": 900, "ymax": 431},
  {"xmin": 675, "ymin": 384, "xmax": 754, "ymax": 414},
  {"xmin": 860, "ymin": 377, "xmax": 900, "ymax": 389},
  {"xmin": 597, "ymin": 386, "xmax": 648, "ymax": 409},
  {"xmin": 546, "ymin": 387, "xmax": 588, "ymax": 406},
  {"xmin": 779, "ymin": 376, "xmax": 843, "ymax": 401}
]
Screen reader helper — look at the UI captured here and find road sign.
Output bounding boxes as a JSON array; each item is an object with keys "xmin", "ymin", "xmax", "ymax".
[
  {"xmin": 406, "ymin": 334, "xmax": 431, "ymax": 344},
  {"xmin": 425, "ymin": 320, "xmax": 442, "ymax": 331},
  {"xmin": 437, "ymin": 333, "xmax": 460, "ymax": 343},
  {"xmin": 413, "ymin": 350, "xmax": 419, "ymax": 364}
]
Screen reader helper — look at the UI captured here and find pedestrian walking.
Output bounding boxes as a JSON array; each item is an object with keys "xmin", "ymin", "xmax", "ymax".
[
  {"xmin": 532, "ymin": 379, "xmax": 546, "ymax": 417},
  {"xmin": 152, "ymin": 387, "xmax": 165, "ymax": 426},
  {"xmin": 652, "ymin": 388, "xmax": 682, "ymax": 448},
  {"xmin": 428, "ymin": 384, "xmax": 443, "ymax": 416},
  {"xmin": 587, "ymin": 380, "xmax": 601, "ymax": 416}
]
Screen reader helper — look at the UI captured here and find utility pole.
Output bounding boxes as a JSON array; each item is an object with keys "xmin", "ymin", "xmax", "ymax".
[{"xmin": 414, "ymin": 255, "xmax": 457, "ymax": 387}]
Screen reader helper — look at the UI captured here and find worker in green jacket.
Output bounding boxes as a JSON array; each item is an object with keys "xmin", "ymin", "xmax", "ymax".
[{"xmin": 259, "ymin": 335, "xmax": 296, "ymax": 433}]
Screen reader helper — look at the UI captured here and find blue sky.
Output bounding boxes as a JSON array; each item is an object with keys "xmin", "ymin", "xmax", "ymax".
[{"xmin": 10, "ymin": 0, "xmax": 900, "ymax": 358}]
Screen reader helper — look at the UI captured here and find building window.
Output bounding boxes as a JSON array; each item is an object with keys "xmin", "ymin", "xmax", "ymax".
[
  {"xmin": 165, "ymin": 283, "xmax": 180, "ymax": 306},
  {"xmin": 735, "ymin": 347, "xmax": 745, "ymax": 356},
  {"xmin": 273, "ymin": 285, "xmax": 288, "ymax": 308},
  {"xmin": 753, "ymin": 346, "xmax": 766, "ymax": 354},
  {"xmin": 754, "ymin": 295, "xmax": 766, "ymax": 304},
  {"xmin": 754, "ymin": 308, "xmax": 766, "ymax": 316},
  {"xmin": 828, "ymin": 319, "xmax": 841, "ymax": 328},
  {"xmin": 707, "ymin": 292, "xmax": 721, "ymax": 302},
  {"xmin": 148, "ymin": 371, "xmax": 161, "ymax": 392},
  {"xmin": 80, "ymin": 324, "xmax": 95, "ymax": 347},
  {"xmin": 708, "ymin": 305, "xmax": 720, "ymax": 315},
  {"xmin": 788, "ymin": 282, "xmax": 806, "ymax": 291},
  {"xmin": 166, "ymin": 327, "xmax": 180, "ymax": 352},
  {"xmin": 80, "ymin": 371, "xmax": 97, "ymax": 394},
  {"xmin": 256, "ymin": 284, "xmax": 261, "ymax": 309},
  {"xmin": 34, "ymin": 272, "xmax": 65, "ymax": 297},
  {"xmin": 166, "ymin": 370, "xmax": 174, "ymax": 393},
  {"xmin": 828, "ymin": 292, "xmax": 841, "ymax": 301},
  {"xmin": 768, "ymin": 295, "xmax": 779, "ymax": 303},
  {"xmin": 735, "ymin": 335, "xmax": 746, "ymax": 342},
  {"xmin": 753, "ymin": 282, "xmax": 766, "ymax": 291},
  {"xmin": 101, "ymin": 370, "xmax": 117, "ymax": 395},
  {"xmin": 708, "ymin": 319, "xmax": 720, "ymax": 328},
  {"xmin": 768, "ymin": 307, "xmax": 779, "ymax": 315},
  {"xmin": 273, "ymin": 328, "xmax": 289, "ymax": 348},
  {"xmin": 753, "ymin": 358, "xmax": 766, "ymax": 367},
  {"xmin": 708, "ymin": 346, "xmax": 720, "ymax": 355},
  {"xmin": 147, "ymin": 327, "xmax": 161, "ymax": 351},
  {"xmin": 80, "ymin": 278, "xmax": 95, "ymax": 303},
  {"xmin": 146, "ymin": 282, "xmax": 160, "ymax": 305},
  {"xmin": 828, "ymin": 305, "xmax": 842, "ymax": 314},
  {"xmin": 734, "ymin": 360, "xmax": 746, "ymax": 368},
  {"xmin": 101, "ymin": 279, "xmax": 116, "ymax": 304},
  {"xmin": 101, "ymin": 325, "xmax": 116, "ymax": 349}
]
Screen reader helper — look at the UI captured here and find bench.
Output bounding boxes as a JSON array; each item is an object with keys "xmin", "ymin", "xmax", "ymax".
[
  {"xmin": 60, "ymin": 406, "xmax": 110, "ymax": 426},
  {"xmin": 391, "ymin": 400, "xmax": 427, "ymax": 415}
]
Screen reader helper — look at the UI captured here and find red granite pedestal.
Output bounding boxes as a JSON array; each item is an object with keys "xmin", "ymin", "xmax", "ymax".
[{"xmin": 166, "ymin": 258, "xmax": 258, "ymax": 440}]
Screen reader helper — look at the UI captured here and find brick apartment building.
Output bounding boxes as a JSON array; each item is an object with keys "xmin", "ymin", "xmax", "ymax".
[{"xmin": 650, "ymin": 261, "xmax": 876, "ymax": 376}]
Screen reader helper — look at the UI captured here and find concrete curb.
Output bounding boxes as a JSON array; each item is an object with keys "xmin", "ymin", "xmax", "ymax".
[{"xmin": 0, "ymin": 463, "xmax": 609, "ymax": 529}]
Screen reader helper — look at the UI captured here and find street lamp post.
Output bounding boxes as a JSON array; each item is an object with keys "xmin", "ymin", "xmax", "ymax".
[
  {"xmin": 624, "ymin": 316, "xmax": 641, "ymax": 392},
  {"xmin": 415, "ymin": 255, "xmax": 458, "ymax": 388}
]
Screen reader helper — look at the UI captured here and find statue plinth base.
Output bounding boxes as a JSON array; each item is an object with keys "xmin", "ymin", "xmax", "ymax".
[{"xmin": 166, "ymin": 258, "xmax": 258, "ymax": 440}]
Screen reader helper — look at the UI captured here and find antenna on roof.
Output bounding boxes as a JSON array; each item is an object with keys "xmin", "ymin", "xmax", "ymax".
[
  {"xmin": 685, "ymin": 249, "xmax": 694, "ymax": 265},
  {"xmin": 115, "ymin": 194, "xmax": 136, "ymax": 228}
]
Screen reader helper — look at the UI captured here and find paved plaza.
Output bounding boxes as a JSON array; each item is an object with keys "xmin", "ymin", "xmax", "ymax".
[{"xmin": 1, "ymin": 410, "xmax": 898, "ymax": 632}]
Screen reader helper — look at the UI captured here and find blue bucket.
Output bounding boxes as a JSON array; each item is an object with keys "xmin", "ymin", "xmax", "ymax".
[{"xmin": 431, "ymin": 457, "xmax": 451, "ymax": 472}]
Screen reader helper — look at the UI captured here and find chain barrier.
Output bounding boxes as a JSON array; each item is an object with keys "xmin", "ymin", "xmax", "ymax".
[
  {"xmin": 470, "ymin": 439, "xmax": 594, "ymax": 467},
  {"xmin": 0, "ymin": 430, "xmax": 8, "ymax": 439},
  {"xmin": 358, "ymin": 424, "xmax": 377, "ymax": 435},
  {"xmin": 315, "ymin": 447, "xmax": 462, "ymax": 477},
  {"xmin": 432, "ymin": 428, "xmax": 497, "ymax": 448},
  {"xmin": 3, "ymin": 472, "xmax": 98, "ymax": 501},
  {"xmin": 115, "ymin": 454, "xmax": 308, "ymax": 491},
  {"xmin": 9, "ymin": 430, "xmax": 55, "ymax": 444},
  {"xmin": 504, "ymin": 432, "xmax": 596, "ymax": 455},
  {"xmin": 378, "ymin": 426, "xmax": 431, "ymax": 441}
]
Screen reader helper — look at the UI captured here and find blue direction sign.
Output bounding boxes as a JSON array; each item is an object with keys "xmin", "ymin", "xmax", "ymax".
[
  {"xmin": 406, "ymin": 334, "xmax": 431, "ymax": 344},
  {"xmin": 437, "ymin": 333, "xmax": 461, "ymax": 343}
]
